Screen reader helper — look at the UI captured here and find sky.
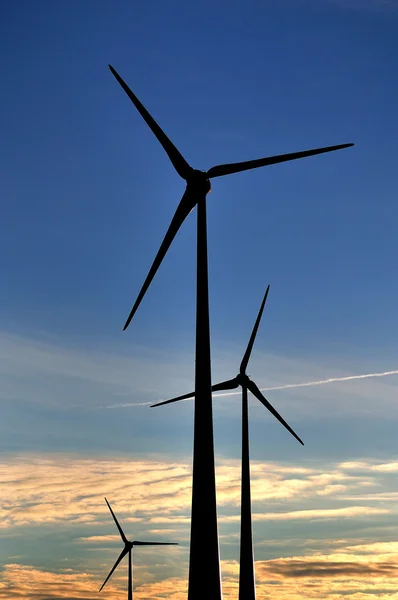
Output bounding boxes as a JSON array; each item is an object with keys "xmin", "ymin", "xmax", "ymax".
[{"xmin": 1, "ymin": 0, "xmax": 398, "ymax": 598}]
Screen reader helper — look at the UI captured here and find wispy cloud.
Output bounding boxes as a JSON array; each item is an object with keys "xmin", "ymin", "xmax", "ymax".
[
  {"xmin": 2, "ymin": 330, "xmax": 398, "ymax": 420},
  {"xmin": 2, "ymin": 455, "xmax": 398, "ymax": 599},
  {"xmin": 0, "ymin": 454, "xmax": 395, "ymax": 530},
  {"xmin": 6, "ymin": 539, "xmax": 398, "ymax": 600},
  {"xmin": 0, "ymin": 331, "xmax": 194, "ymax": 409},
  {"xmin": 255, "ymin": 506, "xmax": 389, "ymax": 521},
  {"xmin": 79, "ymin": 535, "xmax": 121, "ymax": 543},
  {"xmin": 216, "ymin": 506, "xmax": 389, "ymax": 523},
  {"xmin": 108, "ymin": 368, "xmax": 398, "ymax": 414},
  {"xmin": 258, "ymin": 556, "xmax": 398, "ymax": 579},
  {"xmin": 341, "ymin": 460, "xmax": 398, "ymax": 473},
  {"xmin": 0, "ymin": 563, "xmax": 121, "ymax": 600}
]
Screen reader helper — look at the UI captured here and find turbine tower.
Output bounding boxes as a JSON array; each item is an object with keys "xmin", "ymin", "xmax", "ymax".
[
  {"xmin": 99, "ymin": 498, "xmax": 178, "ymax": 600},
  {"xmin": 152, "ymin": 285, "xmax": 303, "ymax": 600},
  {"xmin": 109, "ymin": 64, "xmax": 353, "ymax": 600}
]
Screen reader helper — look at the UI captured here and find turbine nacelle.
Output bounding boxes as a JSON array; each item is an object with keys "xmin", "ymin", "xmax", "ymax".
[
  {"xmin": 235, "ymin": 373, "xmax": 251, "ymax": 387},
  {"xmin": 186, "ymin": 169, "xmax": 212, "ymax": 195}
]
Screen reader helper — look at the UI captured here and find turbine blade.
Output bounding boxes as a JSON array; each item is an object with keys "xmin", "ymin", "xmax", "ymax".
[
  {"xmin": 99, "ymin": 546, "xmax": 129, "ymax": 591},
  {"xmin": 246, "ymin": 380, "xmax": 304, "ymax": 445},
  {"xmin": 105, "ymin": 498, "xmax": 128, "ymax": 544},
  {"xmin": 206, "ymin": 143, "xmax": 354, "ymax": 178},
  {"xmin": 123, "ymin": 197, "xmax": 191, "ymax": 330},
  {"xmin": 211, "ymin": 377, "xmax": 240, "ymax": 392},
  {"xmin": 151, "ymin": 390, "xmax": 195, "ymax": 408},
  {"xmin": 132, "ymin": 541, "xmax": 179, "ymax": 545},
  {"xmin": 109, "ymin": 65, "xmax": 192, "ymax": 180},
  {"xmin": 151, "ymin": 377, "xmax": 239, "ymax": 407},
  {"xmin": 240, "ymin": 285, "xmax": 270, "ymax": 375}
]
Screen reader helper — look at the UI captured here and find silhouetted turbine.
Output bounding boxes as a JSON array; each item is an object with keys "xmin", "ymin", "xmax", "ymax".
[
  {"xmin": 109, "ymin": 64, "xmax": 352, "ymax": 600},
  {"xmin": 152, "ymin": 285, "xmax": 303, "ymax": 600},
  {"xmin": 109, "ymin": 65, "xmax": 353, "ymax": 332},
  {"xmin": 99, "ymin": 498, "xmax": 177, "ymax": 600},
  {"xmin": 151, "ymin": 285, "xmax": 302, "ymax": 443}
]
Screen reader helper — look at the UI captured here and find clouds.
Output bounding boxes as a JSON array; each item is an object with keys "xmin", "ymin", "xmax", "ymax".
[
  {"xmin": 2, "ymin": 453, "xmax": 398, "ymax": 599},
  {"xmin": 342, "ymin": 461, "xmax": 398, "ymax": 472},
  {"xmin": 251, "ymin": 506, "xmax": 389, "ymax": 521},
  {"xmin": 2, "ymin": 329, "xmax": 398, "ymax": 424},
  {"xmin": 1, "ymin": 329, "xmax": 398, "ymax": 597},
  {"xmin": 258, "ymin": 558, "xmax": 398, "ymax": 579},
  {"xmin": 0, "ymin": 331, "xmax": 194, "ymax": 409},
  {"xmin": 0, "ymin": 564, "xmax": 120, "ymax": 600},
  {"xmin": 258, "ymin": 556, "xmax": 398, "ymax": 579},
  {"xmin": 0, "ymin": 456, "xmax": 192, "ymax": 529},
  {"xmin": 253, "ymin": 541, "xmax": 398, "ymax": 599},
  {"xmin": 5, "ymin": 539, "xmax": 398, "ymax": 600},
  {"xmin": 1, "ymin": 454, "xmax": 396, "ymax": 531}
]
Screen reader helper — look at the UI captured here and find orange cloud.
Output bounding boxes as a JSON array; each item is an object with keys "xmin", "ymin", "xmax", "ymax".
[
  {"xmin": 217, "ymin": 506, "xmax": 389, "ymax": 523},
  {"xmin": 251, "ymin": 541, "xmax": 398, "ymax": 600},
  {"xmin": 2, "ymin": 454, "xmax": 398, "ymax": 600},
  {"xmin": 5, "ymin": 543, "xmax": 398, "ymax": 600},
  {"xmin": 0, "ymin": 455, "xmax": 394, "ymax": 531},
  {"xmin": 0, "ymin": 564, "xmax": 120, "ymax": 600},
  {"xmin": 257, "ymin": 558, "xmax": 398, "ymax": 579}
]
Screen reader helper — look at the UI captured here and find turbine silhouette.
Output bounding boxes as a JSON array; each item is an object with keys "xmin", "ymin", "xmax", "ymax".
[
  {"xmin": 109, "ymin": 65, "xmax": 353, "ymax": 332},
  {"xmin": 152, "ymin": 285, "xmax": 303, "ymax": 600},
  {"xmin": 109, "ymin": 64, "xmax": 352, "ymax": 600},
  {"xmin": 99, "ymin": 498, "xmax": 178, "ymax": 600}
]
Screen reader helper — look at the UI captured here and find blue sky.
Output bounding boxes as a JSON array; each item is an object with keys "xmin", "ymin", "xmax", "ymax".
[{"xmin": 1, "ymin": 0, "xmax": 398, "ymax": 598}]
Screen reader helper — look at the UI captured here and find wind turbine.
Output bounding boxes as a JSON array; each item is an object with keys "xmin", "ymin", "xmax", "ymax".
[
  {"xmin": 151, "ymin": 284, "xmax": 303, "ymax": 600},
  {"xmin": 109, "ymin": 64, "xmax": 353, "ymax": 600},
  {"xmin": 99, "ymin": 498, "xmax": 178, "ymax": 600}
]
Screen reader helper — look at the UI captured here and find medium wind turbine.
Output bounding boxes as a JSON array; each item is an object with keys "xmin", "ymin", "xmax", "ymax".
[
  {"xmin": 152, "ymin": 285, "xmax": 303, "ymax": 600},
  {"xmin": 99, "ymin": 498, "xmax": 178, "ymax": 600},
  {"xmin": 109, "ymin": 64, "xmax": 353, "ymax": 600}
]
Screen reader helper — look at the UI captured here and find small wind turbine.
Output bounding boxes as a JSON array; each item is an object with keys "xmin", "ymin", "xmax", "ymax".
[
  {"xmin": 99, "ymin": 498, "xmax": 178, "ymax": 600},
  {"xmin": 152, "ymin": 285, "xmax": 303, "ymax": 600},
  {"xmin": 109, "ymin": 64, "xmax": 352, "ymax": 600}
]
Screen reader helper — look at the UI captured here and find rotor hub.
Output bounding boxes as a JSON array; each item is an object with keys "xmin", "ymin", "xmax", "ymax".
[
  {"xmin": 237, "ymin": 373, "xmax": 248, "ymax": 384},
  {"xmin": 187, "ymin": 169, "xmax": 211, "ymax": 195}
]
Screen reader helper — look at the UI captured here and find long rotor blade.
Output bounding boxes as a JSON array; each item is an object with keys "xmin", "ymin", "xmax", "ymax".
[
  {"xmin": 240, "ymin": 285, "xmax": 270, "ymax": 375},
  {"xmin": 123, "ymin": 197, "xmax": 191, "ymax": 330},
  {"xmin": 211, "ymin": 377, "xmax": 240, "ymax": 392},
  {"xmin": 99, "ymin": 546, "xmax": 129, "ymax": 591},
  {"xmin": 109, "ymin": 65, "xmax": 192, "ymax": 180},
  {"xmin": 151, "ymin": 390, "xmax": 195, "ymax": 408},
  {"xmin": 206, "ymin": 143, "xmax": 354, "ymax": 179},
  {"xmin": 105, "ymin": 498, "xmax": 128, "ymax": 544},
  {"xmin": 132, "ymin": 541, "xmax": 179, "ymax": 545},
  {"xmin": 151, "ymin": 377, "xmax": 239, "ymax": 408},
  {"xmin": 246, "ymin": 380, "xmax": 304, "ymax": 445}
]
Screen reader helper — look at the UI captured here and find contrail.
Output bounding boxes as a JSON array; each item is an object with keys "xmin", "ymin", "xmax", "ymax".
[
  {"xmin": 213, "ymin": 369, "xmax": 398, "ymax": 398},
  {"xmin": 105, "ymin": 400, "xmax": 154, "ymax": 409},
  {"xmin": 106, "ymin": 369, "xmax": 398, "ymax": 408}
]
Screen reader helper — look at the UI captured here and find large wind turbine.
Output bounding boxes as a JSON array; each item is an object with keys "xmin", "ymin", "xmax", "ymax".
[
  {"xmin": 152, "ymin": 285, "xmax": 303, "ymax": 600},
  {"xmin": 99, "ymin": 498, "xmax": 178, "ymax": 600},
  {"xmin": 109, "ymin": 64, "xmax": 353, "ymax": 600}
]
